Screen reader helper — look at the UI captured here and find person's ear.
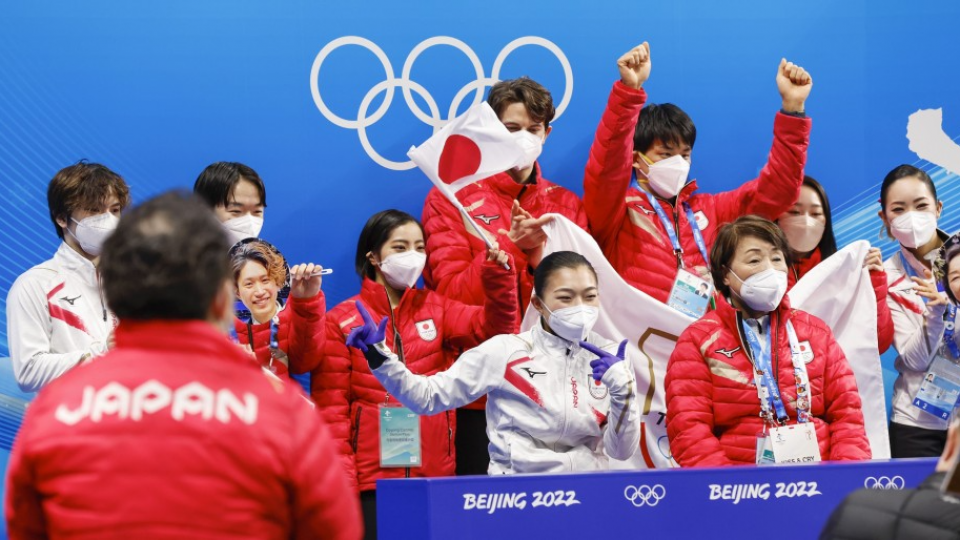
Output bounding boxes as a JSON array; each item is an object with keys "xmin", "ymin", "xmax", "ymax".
[
  {"xmin": 366, "ymin": 251, "xmax": 379, "ymax": 267},
  {"xmin": 210, "ymin": 280, "xmax": 235, "ymax": 328},
  {"xmin": 632, "ymin": 151, "xmax": 648, "ymax": 175},
  {"xmin": 937, "ymin": 200, "xmax": 944, "ymax": 219},
  {"xmin": 55, "ymin": 214, "xmax": 69, "ymax": 231},
  {"xmin": 530, "ymin": 294, "xmax": 546, "ymax": 316},
  {"xmin": 722, "ymin": 266, "xmax": 732, "ymax": 290},
  {"xmin": 542, "ymin": 125, "xmax": 553, "ymax": 142}
]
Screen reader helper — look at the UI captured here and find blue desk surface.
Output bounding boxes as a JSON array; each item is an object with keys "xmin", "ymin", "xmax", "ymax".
[{"xmin": 378, "ymin": 458, "xmax": 938, "ymax": 540}]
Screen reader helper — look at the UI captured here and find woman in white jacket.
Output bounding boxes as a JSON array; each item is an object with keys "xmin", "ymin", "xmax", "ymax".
[
  {"xmin": 880, "ymin": 164, "xmax": 952, "ymax": 457},
  {"xmin": 345, "ymin": 251, "xmax": 641, "ymax": 474}
]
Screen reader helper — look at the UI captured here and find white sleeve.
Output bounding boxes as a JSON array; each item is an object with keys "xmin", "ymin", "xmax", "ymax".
[
  {"xmin": 370, "ymin": 337, "xmax": 508, "ymax": 416},
  {"xmin": 6, "ymin": 274, "xmax": 86, "ymax": 393},
  {"xmin": 600, "ymin": 360, "xmax": 641, "ymax": 461},
  {"xmin": 887, "ymin": 291, "xmax": 946, "ymax": 373}
]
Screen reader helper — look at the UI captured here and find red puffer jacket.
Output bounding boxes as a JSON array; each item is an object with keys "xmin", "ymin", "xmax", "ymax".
[
  {"xmin": 232, "ymin": 292, "xmax": 325, "ymax": 377},
  {"xmin": 311, "ymin": 261, "xmax": 518, "ymax": 491},
  {"xmin": 788, "ymin": 248, "xmax": 894, "ymax": 354},
  {"xmin": 583, "ymin": 81, "xmax": 811, "ymax": 303},
  {"xmin": 422, "ymin": 165, "xmax": 588, "ymax": 316},
  {"xmin": 665, "ymin": 296, "xmax": 871, "ymax": 467},
  {"xmin": 5, "ymin": 320, "xmax": 361, "ymax": 540}
]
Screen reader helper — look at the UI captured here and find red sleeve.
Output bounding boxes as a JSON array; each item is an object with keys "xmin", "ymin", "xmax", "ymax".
[
  {"xmin": 287, "ymin": 391, "xmax": 363, "ymax": 540},
  {"xmin": 708, "ymin": 112, "xmax": 812, "ymax": 225},
  {"xmin": 422, "ymin": 189, "xmax": 525, "ymax": 305},
  {"xmin": 310, "ymin": 312, "xmax": 358, "ymax": 491},
  {"xmin": 582, "ymin": 81, "xmax": 646, "ymax": 248},
  {"xmin": 822, "ymin": 329, "xmax": 872, "ymax": 461},
  {"xmin": 5, "ymin": 409, "xmax": 46, "ymax": 540},
  {"xmin": 286, "ymin": 292, "xmax": 326, "ymax": 374},
  {"xmin": 440, "ymin": 257, "xmax": 520, "ymax": 350},
  {"xmin": 871, "ymin": 269, "xmax": 894, "ymax": 354},
  {"xmin": 665, "ymin": 326, "xmax": 736, "ymax": 467}
]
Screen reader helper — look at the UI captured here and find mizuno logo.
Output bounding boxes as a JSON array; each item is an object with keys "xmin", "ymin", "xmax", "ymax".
[
  {"xmin": 715, "ymin": 347, "xmax": 741, "ymax": 358},
  {"xmin": 61, "ymin": 295, "xmax": 81, "ymax": 306},
  {"xmin": 634, "ymin": 205, "xmax": 655, "ymax": 216},
  {"xmin": 521, "ymin": 367, "xmax": 546, "ymax": 379},
  {"xmin": 474, "ymin": 214, "xmax": 500, "ymax": 225}
]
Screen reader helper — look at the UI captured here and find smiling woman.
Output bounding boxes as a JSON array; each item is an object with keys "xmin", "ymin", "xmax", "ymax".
[{"xmin": 665, "ymin": 215, "xmax": 871, "ymax": 467}]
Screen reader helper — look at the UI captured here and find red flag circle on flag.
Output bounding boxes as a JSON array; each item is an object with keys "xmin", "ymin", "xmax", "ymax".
[{"xmin": 437, "ymin": 134, "xmax": 482, "ymax": 184}]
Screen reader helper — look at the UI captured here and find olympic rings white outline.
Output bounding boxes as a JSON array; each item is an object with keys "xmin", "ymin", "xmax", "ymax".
[
  {"xmin": 863, "ymin": 476, "xmax": 905, "ymax": 490},
  {"xmin": 309, "ymin": 35, "xmax": 574, "ymax": 171},
  {"xmin": 623, "ymin": 484, "xmax": 667, "ymax": 507}
]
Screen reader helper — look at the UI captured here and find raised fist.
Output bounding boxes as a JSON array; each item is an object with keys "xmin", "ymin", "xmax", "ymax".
[
  {"xmin": 777, "ymin": 58, "xmax": 813, "ymax": 113},
  {"xmin": 618, "ymin": 42, "xmax": 651, "ymax": 90}
]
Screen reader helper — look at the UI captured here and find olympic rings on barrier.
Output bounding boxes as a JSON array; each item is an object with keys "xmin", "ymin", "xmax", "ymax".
[
  {"xmin": 309, "ymin": 36, "xmax": 574, "ymax": 170},
  {"xmin": 863, "ymin": 476, "xmax": 905, "ymax": 490},
  {"xmin": 623, "ymin": 484, "xmax": 667, "ymax": 507}
]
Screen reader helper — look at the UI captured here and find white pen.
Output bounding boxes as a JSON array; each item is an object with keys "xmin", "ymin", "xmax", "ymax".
[{"xmin": 309, "ymin": 268, "xmax": 333, "ymax": 276}]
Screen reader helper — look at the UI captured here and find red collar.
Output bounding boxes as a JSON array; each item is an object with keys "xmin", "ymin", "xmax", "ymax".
[
  {"xmin": 715, "ymin": 293, "xmax": 795, "ymax": 336},
  {"xmin": 482, "ymin": 163, "xmax": 543, "ymax": 199},
  {"xmin": 359, "ymin": 278, "xmax": 416, "ymax": 316},
  {"xmin": 114, "ymin": 319, "xmax": 255, "ymax": 367},
  {"xmin": 792, "ymin": 248, "xmax": 823, "ymax": 281}
]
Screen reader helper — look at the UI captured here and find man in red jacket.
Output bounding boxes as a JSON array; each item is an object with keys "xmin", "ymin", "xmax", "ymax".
[
  {"xmin": 5, "ymin": 192, "xmax": 361, "ymax": 540},
  {"xmin": 421, "ymin": 77, "xmax": 589, "ymax": 475},
  {"xmin": 583, "ymin": 42, "xmax": 813, "ymax": 305}
]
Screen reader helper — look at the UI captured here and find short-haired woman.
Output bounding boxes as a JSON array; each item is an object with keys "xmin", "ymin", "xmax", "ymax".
[{"xmin": 666, "ymin": 215, "xmax": 870, "ymax": 466}]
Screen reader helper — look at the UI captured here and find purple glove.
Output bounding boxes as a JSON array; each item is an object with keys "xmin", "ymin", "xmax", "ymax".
[
  {"xmin": 579, "ymin": 339, "xmax": 628, "ymax": 382},
  {"xmin": 346, "ymin": 301, "xmax": 388, "ymax": 353}
]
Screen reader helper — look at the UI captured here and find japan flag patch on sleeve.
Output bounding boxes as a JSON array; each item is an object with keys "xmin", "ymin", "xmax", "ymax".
[
  {"xmin": 416, "ymin": 319, "xmax": 438, "ymax": 341},
  {"xmin": 796, "ymin": 341, "xmax": 815, "ymax": 363}
]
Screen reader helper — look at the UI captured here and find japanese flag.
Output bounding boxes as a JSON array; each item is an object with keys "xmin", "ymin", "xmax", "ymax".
[{"xmin": 407, "ymin": 101, "xmax": 536, "ymax": 200}]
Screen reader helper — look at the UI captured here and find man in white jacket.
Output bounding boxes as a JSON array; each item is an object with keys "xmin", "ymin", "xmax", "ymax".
[
  {"xmin": 346, "ymin": 251, "xmax": 641, "ymax": 474},
  {"xmin": 6, "ymin": 162, "xmax": 130, "ymax": 392}
]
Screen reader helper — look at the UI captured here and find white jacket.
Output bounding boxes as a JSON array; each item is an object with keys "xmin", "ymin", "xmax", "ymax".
[
  {"xmin": 370, "ymin": 323, "xmax": 641, "ymax": 475},
  {"xmin": 885, "ymin": 244, "xmax": 954, "ymax": 431},
  {"xmin": 6, "ymin": 243, "xmax": 115, "ymax": 392}
]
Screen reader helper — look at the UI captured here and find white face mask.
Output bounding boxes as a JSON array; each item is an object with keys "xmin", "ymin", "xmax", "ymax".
[
  {"xmin": 778, "ymin": 215, "xmax": 826, "ymax": 253},
  {"xmin": 68, "ymin": 212, "xmax": 120, "ymax": 256},
  {"xmin": 379, "ymin": 251, "xmax": 426, "ymax": 290},
  {"xmin": 512, "ymin": 130, "xmax": 544, "ymax": 172},
  {"xmin": 729, "ymin": 268, "xmax": 788, "ymax": 313},
  {"xmin": 890, "ymin": 211, "xmax": 937, "ymax": 249},
  {"xmin": 222, "ymin": 214, "xmax": 264, "ymax": 246},
  {"xmin": 638, "ymin": 154, "xmax": 690, "ymax": 198},
  {"xmin": 540, "ymin": 301, "xmax": 600, "ymax": 343}
]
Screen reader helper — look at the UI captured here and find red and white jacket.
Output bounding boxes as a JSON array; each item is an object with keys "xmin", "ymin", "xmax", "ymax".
[
  {"xmin": 233, "ymin": 292, "xmax": 326, "ymax": 377},
  {"xmin": 6, "ymin": 243, "xmax": 116, "ymax": 392},
  {"xmin": 788, "ymin": 247, "xmax": 894, "ymax": 354},
  {"xmin": 884, "ymin": 242, "xmax": 953, "ymax": 431},
  {"xmin": 666, "ymin": 296, "xmax": 871, "ymax": 467},
  {"xmin": 311, "ymin": 260, "xmax": 519, "ymax": 491},
  {"xmin": 583, "ymin": 81, "xmax": 811, "ymax": 304},
  {"xmin": 5, "ymin": 320, "xmax": 362, "ymax": 540}
]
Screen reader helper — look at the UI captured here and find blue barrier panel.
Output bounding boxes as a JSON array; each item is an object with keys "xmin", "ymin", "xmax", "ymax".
[{"xmin": 378, "ymin": 458, "xmax": 937, "ymax": 539}]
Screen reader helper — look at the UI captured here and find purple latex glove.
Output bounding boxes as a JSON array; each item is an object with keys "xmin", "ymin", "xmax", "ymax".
[
  {"xmin": 346, "ymin": 301, "xmax": 388, "ymax": 353},
  {"xmin": 579, "ymin": 339, "xmax": 628, "ymax": 382}
]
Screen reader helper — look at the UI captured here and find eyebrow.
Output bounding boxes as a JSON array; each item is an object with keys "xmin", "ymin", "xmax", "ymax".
[{"xmin": 889, "ymin": 197, "xmax": 931, "ymax": 205}]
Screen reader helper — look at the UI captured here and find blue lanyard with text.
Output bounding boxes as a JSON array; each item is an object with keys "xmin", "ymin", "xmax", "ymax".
[
  {"xmin": 742, "ymin": 318, "xmax": 811, "ymax": 425},
  {"xmin": 639, "ymin": 187, "xmax": 711, "ymax": 270},
  {"xmin": 944, "ymin": 305, "xmax": 960, "ymax": 359}
]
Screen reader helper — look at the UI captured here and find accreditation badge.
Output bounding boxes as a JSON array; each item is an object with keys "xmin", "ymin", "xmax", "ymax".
[
  {"xmin": 913, "ymin": 354, "xmax": 960, "ymax": 420},
  {"xmin": 756, "ymin": 434, "xmax": 776, "ymax": 466},
  {"xmin": 770, "ymin": 423, "xmax": 821, "ymax": 464},
  {"xmin": 379, "ymin": 404, "xmax": 422, "ymax": 468},
  {"xmin": 667, "ymin": 269, "xmax": 713, "ymax": 319}
]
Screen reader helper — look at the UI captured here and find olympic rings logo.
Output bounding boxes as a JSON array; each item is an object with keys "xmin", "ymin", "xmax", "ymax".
[
  {"xmin": 863, "ymin": 476, "xmax": 905, "ymax": 490},
  {"xmin": 309, "ymin": 36, "xmax": 573, "ymax": 171},
  {"xmin": 623, "ymin": 484, "xmax": 667, "ymax": 507}
]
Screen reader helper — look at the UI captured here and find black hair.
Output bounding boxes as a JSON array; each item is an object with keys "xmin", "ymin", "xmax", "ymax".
[
  {"xmin": 633, "ymin": 103, "xmax": 697, "ymax": 154},
  {"xmin": 533, "ymin": 251, "xmax": 598, "ymax": 298},
  {"xmin": 879, "ymin": 164, "xmax": 936, "ymax": 211},
  {"xmin": 710, "ymin": 215, "xmax": 792, "ymax": 299},
  {"xmin": 355, "ymin": 209, "xmax": 423, "ymax": 280},
  {"xmin": 100, "ymin": 191, "xmax": 231, "ymax": 320},
  {"xmin": 193, "ymin": 161, "xmax": 267, "ymax": 210},
  {"xmin": 802, "ymin": 176, "xmax": 838, "ymax": 258}
]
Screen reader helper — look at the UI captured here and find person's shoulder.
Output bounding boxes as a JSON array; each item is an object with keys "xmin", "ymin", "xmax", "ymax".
[
  {"xmin": 9, "ymin": 257, "xmax": 60, "ymax": 295},
  {"xmin": 328, "ymin": 294, "xmax": 362, "ymax": 318},
  {"xmin": 790, "ymin": 309, "xmax": 831, "ymax": 332}
]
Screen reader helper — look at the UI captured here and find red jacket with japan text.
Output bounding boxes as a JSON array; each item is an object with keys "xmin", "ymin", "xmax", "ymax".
[
  {"xmin": 665, "ymin": 296, "xmax": 871, "ymax": 467},
  {"xmin": 233, "ymin": 292, "xmax": 326, "ymax": 377},
  {"xmin": 5, "ymin": 320, "xmax": 361, "ymax": 540},
  {"xmin": 583, "ymin": 81, "xmax": 812, "ymax": 303},
  {"xmin": 311, "ymin": 259, "xmax": 519, "ymax": 491},
  {"xmin": 422, "ymin": 165, "xmax": 588, "ymax": 315}
]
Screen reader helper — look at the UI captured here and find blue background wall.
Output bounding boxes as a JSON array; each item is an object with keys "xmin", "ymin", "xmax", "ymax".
[{"xmin": 0, "ymin": 0, "xmax": 959, "ymax": 535}]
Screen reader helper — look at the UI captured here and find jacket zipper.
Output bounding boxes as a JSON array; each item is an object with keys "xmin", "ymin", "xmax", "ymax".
[
  {"xmin": 351, "ymin": 406, "xmax": 362, "ymax": 453},
  {"xmin": 446, "ymin": 410, "xmax": 453, "ymax": 455}
]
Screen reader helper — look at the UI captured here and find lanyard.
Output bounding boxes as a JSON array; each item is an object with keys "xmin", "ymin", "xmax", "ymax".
[
  {"xmin": 944, "ymin": 305, "xmax": 960, "ymax": 359},
  {"xmin": 634, "ymin": 172, "xmax": 710, "ymax": 269},
  {"xmin": 741, "ymin": 317, "xmax": 812, "ymax": 425}
]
